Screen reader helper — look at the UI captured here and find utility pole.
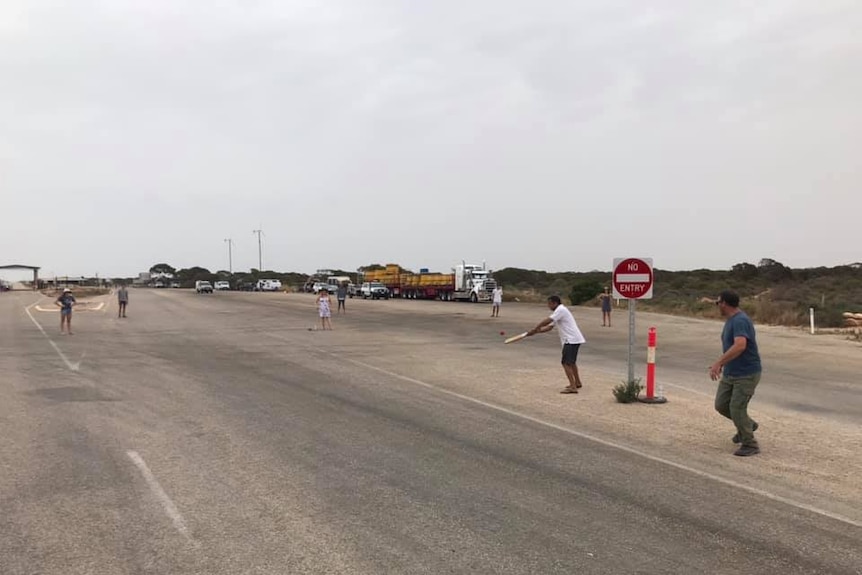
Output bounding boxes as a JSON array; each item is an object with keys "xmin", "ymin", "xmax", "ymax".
[
  {"xmin": 252, "ymin": 229, "xmax": 263, "ymax": 271},
  {"xmin": 223, "ymin": 238, "xmax": 234, "ymax": 274}
]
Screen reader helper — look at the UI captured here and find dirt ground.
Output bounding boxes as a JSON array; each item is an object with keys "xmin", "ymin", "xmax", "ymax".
[{"xmin": 285, "ymin": 293, "xmax": 862, "ymax": 525}]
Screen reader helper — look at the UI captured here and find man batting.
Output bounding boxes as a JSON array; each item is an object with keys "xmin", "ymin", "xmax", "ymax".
[{"xmin": 525, "ymin": 295, "xmax": 587, "ymax": 393}]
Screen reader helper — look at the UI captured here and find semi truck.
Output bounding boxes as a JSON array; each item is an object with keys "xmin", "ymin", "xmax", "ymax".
[{"xmin": 361, "ymin": 261, "xmax": 496, "ymax": 302}]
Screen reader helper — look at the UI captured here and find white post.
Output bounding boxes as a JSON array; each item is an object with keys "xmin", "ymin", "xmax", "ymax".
[{"xmin": 809, "ymin": 307, "xmax": 815, "ymax": 335}]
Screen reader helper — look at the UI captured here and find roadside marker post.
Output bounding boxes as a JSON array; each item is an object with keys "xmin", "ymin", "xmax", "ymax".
[
  {"xmin": 640, "ymin": 326, "xmax": 667, "ymax": 404},
  {"xmin": 810, "ymin": 307, "xmax": 816, "ymax": 335}
]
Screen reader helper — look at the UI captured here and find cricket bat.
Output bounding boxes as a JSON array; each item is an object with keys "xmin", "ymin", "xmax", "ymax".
[{"xmin": 504, "ymin": 331, "xmax": 529, "ymax": 344}]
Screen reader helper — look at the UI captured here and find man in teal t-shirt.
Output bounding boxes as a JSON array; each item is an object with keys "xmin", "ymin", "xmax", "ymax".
[{"xmin": 709, "ymin": 290, "xmax": 762, "ymax": 456}]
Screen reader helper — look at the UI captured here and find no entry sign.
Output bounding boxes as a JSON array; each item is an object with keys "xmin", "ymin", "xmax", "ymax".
[{"xmin": 612, "ymin": 258, "xmax": 654, "ymax": 300}]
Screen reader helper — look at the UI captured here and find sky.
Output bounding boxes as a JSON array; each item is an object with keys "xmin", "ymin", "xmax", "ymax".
[{"xmin": 1, "ymin": 0, "xmax": 860, "ymax": 279}]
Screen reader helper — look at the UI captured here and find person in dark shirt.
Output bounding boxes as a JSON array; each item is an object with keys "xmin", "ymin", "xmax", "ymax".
[
  {"xmin": 56, "ymin": 288, "xmax": 77, "ymax": 335},
  {"xmin": 709, "ymin": 290, "xmax": 762, "ymax": 456},
  {"xmin": 336, "ymin": 283, "xmax": 348, "ymax": 314},
  {"xmin": 598, "ymin": 287, "xmax": 613, "ymax": 327},
  {"xmin": 117, "ymin": 284, "xmax": 129, "ymax": 318}
]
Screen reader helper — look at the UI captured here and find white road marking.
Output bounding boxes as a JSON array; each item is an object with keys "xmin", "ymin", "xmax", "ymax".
[
  {"xmin": 34, "ymin": 302, "xmax": 105, "ymax": 312},
  {"xmin": 24, "ymin": 304, "xmax": 80, "ymax": 371},
  {"xmin": 335, "ymin": 354, "xmax": 862, "ymax": 530},
  {"xmin": 126, "ymin": 451, "xmax": 192, "ymax": 541}
]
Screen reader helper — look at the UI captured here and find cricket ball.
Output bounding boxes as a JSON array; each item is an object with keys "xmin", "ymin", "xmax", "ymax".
[{"xmin": 500, "ymin": 331, "xmax": 505, "ymax": 336}]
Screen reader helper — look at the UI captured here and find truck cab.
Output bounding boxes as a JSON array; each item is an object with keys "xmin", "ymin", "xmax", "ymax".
[{"xmin": 453, "ymin": 262, "xmax": 496, "ymax": 302}]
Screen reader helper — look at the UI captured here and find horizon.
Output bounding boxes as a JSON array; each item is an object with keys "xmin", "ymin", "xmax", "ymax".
[{"xmin": 1, "ymin": 258, "xmax": 859, "ymax": 283}]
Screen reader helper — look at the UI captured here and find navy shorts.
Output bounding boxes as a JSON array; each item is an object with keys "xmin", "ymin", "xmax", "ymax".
[{"xmin": 561, "ymin": 343, "xmax": 580, "ymax": 365}]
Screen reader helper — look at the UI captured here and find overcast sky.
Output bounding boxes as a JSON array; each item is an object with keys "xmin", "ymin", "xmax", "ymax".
[{"xmin": 1, "ymin": 0, "xmax": 860, "ymax": 279}]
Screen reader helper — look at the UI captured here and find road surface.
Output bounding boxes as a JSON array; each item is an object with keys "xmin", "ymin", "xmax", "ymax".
[{"xmin": 0, "ymin": 289, "xmax": 859, "ymax": 574}]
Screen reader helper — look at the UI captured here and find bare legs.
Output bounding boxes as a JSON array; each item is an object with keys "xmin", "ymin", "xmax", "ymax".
[
  {"xmin": 562, "ymin": 364, "xmax": 582, "ymax": 391},
  {"xmin": 61, "ymin": 312, "xmax": 72, "ymax": 335}
]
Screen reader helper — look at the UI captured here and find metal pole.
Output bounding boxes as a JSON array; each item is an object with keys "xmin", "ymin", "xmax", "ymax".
[
  {"xmin": 809, "ymin": 307, "xmax": 815, "ymax": 335},
  {"xmin": 224, "ymin": 239, "xmax": 233, "ymax": 274},
  {"xmin": 627, "ymin": 298, "xmax": 636, "ymax": 383},
  {"xmin": 252, "ymin": 230, "xmax": 263, "ymax": 271}
]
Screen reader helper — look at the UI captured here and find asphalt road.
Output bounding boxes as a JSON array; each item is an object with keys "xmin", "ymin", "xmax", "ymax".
[{"xmin": 0, "ymin": 289, "xmax": 859, "ymax": 574}]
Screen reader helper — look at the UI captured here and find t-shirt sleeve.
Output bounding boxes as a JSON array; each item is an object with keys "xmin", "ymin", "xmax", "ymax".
[
  {"xmin": 731, "ymin": 316, "xmax": 753, "ymax": 342},
  {"xmin": 549, "ymin": 307, "xmax": 562, "ymax": 323}
]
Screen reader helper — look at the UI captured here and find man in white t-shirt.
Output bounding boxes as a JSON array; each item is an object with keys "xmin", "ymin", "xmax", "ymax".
[
  {"xmin": 491, "ymin": 285, "xmax": 503, "ymax": 317},
  {"xmin": 526, "ymin": 295, "xmax": 586, "ymax": 394}
]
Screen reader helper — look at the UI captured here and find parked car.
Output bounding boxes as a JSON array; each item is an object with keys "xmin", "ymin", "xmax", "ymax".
[
  {"xmin": 311, "ymin": 281, "xmax": 332, "ymax": 294},
  {"xmin": 195, "ymin": 280, "xmax": 214, "ymax": 293},
  {"xmin": 360, "ymin": 282, "xmax": 390, "ymax": 299},
  {"xmin": 236, "ymin": 281, "xmax": 255, "ymax": 291},
  {"xmin": 256, "ymin": 279, "xmax": 282, "ymax": 292},
  {"xmin": 214, "ymin": 280, "xmax": 231, "ymax": 291}
]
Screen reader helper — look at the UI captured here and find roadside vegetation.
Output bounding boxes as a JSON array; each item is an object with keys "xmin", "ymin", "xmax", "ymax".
[{"xmin": 494, "ymin": 259, "xmax": 862, "ymax": 328}]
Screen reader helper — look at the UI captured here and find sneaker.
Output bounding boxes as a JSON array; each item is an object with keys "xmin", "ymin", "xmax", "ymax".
[
  {"xmin": 732, "ymin": 421, "xmax": 759, "ymax": 444},
  {"xmin": 733, "ymin": 445, "xmax": 760, "ymax": 457}
]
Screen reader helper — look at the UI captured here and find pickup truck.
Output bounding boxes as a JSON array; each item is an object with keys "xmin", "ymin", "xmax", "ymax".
[
  {"xmin": 195, "ymin": 281, "xmax": 213, "ymax": 294},
  {"xmin": 213, "ymin": 281, "xmax": 230, "ymax": 291},
  {"xmin": 360, "ymin": 282, "xmax": 390, "ymax": 299}
]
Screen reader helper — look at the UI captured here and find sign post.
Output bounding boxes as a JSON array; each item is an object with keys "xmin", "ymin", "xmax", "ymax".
[{"xmin": 612, "ymin": 258, "xmax": 655, "ymax": 392}]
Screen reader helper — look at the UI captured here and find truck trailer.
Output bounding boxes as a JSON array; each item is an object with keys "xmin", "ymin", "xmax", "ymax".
[{"xmin": 361, "ymin": 262, "xmax": 496, "ymax": 302}]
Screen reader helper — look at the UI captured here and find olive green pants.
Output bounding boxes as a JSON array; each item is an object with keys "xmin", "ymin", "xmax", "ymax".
[{"xmin": 714, "ymin": 372, "xmax": 761, "ymax": 447}]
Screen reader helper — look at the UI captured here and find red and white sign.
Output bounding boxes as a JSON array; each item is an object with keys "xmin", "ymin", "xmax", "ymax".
[{"xmin": 612, "ymin": 257, "xmax": 654, "ymax": 300}]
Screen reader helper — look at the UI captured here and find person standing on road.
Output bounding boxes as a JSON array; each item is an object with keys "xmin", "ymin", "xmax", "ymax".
[
  {"xmin": 117, "ymin": 284, "xmax": 129, "ymax": 318},
  {"xmin": 56, "ymin": 288, "xmax": 76, "ymax": 335},
  {"xmin": 491, "ymin": 284, "xmax": 503, "ymax": 317},
  {"xmin": 709, "ymin": 290, "xmax": 762, "ymax": 457},
  {"xmin": 317, "ymin": 289, "xmax": 333, "ymax": 330},
  {"xmin": 524, "ymin": 295, "xmax": 587, "ymax": 394},
  {"xmin": 598, "ymin": 286, "xmax": 613, "ymax": 327},
  {"xmin": 336, "ymin": 282, "xmax": 347, "ymax": 314}
]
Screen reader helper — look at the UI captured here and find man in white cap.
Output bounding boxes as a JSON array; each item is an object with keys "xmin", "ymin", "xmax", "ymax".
[{"xmin": 55, "ymin": 288, "xmax": 76, "ymax": 334}]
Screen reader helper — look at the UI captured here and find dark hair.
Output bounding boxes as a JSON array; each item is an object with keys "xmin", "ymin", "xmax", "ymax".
[
  {"xmin": 718, "ymin": 290, "xmax": 740, "ymax": 307},
  {"xmin": 547, "ymin": 295, "xmax": 561, "ymax": 305}
]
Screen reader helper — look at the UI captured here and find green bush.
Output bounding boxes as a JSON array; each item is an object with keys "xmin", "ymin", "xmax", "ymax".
[
  {"xmin": 569, "ymin": 280, "xmax": 603, "ymax": 306},
  {"xmin": 613, "ymin": 378, "xmax": 643, "ymax": 403}
]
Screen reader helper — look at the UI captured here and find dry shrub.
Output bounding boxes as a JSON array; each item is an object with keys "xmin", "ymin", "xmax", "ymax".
[{"xmin": 745, "ymin": 298, "xmax": 804, "ymax": 326}]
